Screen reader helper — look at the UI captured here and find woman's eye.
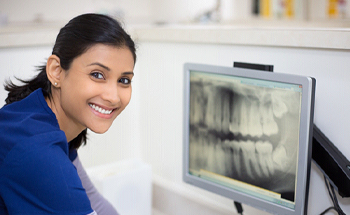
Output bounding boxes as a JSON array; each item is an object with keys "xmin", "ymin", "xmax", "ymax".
[
  {"xmin": 119, "ymin": 78, "xmax": 131, "ymax": 85},
  {"xmin": 90, "ymin": 72, "xmax": 104, "ymax": 80}
]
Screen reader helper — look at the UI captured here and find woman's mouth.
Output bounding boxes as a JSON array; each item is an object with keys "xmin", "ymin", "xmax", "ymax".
[{"xmin": 89, "ymin": 103, "xmax": 114, "ymax": 115}]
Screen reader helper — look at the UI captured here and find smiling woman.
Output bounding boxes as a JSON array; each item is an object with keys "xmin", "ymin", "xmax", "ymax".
[
  {"xmin": 0, "ymin": 13, "xmax": 136, "ymax": 215},
  {"xmin": 46, "ymin": 44, "xmax": 134, "ymax": 138}
]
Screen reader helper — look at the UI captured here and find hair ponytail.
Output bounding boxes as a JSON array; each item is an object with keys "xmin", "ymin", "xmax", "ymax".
[{"xmin": 4, "ymin": 66, "xmax": 49, "ymax": 104}]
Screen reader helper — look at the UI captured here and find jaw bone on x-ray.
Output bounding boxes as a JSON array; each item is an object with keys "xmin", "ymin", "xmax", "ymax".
[{"xmin": 189, "ymin": 75, "xmax": 302, "ymax": 198}]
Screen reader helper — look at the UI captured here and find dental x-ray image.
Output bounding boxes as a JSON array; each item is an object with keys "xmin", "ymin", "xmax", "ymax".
[{"xmin": 189, "ymin": 73, "xmax": 302, "ymax": 202}]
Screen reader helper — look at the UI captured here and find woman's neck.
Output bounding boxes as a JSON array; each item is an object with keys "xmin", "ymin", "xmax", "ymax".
[{"xmin": 45, "ymin": 93, "xmax": 85, "ymax": 143}]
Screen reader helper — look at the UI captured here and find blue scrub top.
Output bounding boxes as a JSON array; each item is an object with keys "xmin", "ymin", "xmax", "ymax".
[{"xmin": 0, "ymin": 89, "xmax": 93, "ymax": 214}]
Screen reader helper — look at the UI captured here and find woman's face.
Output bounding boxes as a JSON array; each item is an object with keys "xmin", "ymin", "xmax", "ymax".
[{"xmin": 58, "ymin": 44, "xmax": 135, "ymax": 134}]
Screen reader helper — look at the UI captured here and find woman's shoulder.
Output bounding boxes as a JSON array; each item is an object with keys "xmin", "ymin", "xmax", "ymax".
[
  {"xmin": 0, "ymin": 88, "xmax": 60, "ymax": 137},
  {"xmin": 1, "ymin": 88, "xmax": 56, "ymax": 120},
  {"xmin": 0, "ymin": 89, "xmax": 67, "ymax": 167},
  {"xmin": 0, "ymin": 128, "xmax": 69, "ymax": 169}
]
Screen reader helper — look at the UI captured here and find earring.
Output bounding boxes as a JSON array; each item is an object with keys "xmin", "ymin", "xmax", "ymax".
[{"xmin": 54, "ymin": 82, "xmax": 57, "ymax": 86}]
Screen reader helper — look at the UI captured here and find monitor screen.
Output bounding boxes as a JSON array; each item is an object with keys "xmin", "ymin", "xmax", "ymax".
[{"xmin": 183, "ymin": 63, "xmax": 315, "ymax": 215}]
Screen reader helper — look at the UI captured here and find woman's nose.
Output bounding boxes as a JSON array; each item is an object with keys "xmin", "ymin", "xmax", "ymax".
[{"xmin": 102, "ymin": 85, "xmax": 121, "ymax": 105}]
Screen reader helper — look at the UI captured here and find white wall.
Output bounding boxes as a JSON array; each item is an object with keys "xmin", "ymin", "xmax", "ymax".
[
  {"xmin": 0, "ymin": 0, "xmax": 152, "ymax": 24},
  {"xmin": 150, "ymin": 0, "xmax": 216, "ymax": 23},
  {"xmin": 0, "ymin": 46, "xmax": 52, "ymax": 105},
  {"xmin": 136, "ymin": 41, "xmax": 350, "ymax": 214},
  {"xmin": 0, "ymin": 0, "xmax": 219, "ymax": 25},
  {"xmin": 2, "ymin": 0, "xmax": 349, "ymax": 26}
]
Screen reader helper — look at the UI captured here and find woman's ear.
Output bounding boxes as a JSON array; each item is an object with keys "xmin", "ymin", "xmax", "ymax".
[{"xmin": 46, "ymin": 55, "xmax": 63, "ymax": 87}]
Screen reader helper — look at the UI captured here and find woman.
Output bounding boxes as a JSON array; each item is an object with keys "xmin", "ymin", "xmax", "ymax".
[{"xmin": 0, "ymin": 13, "xmax": 136, "ymax": 214}]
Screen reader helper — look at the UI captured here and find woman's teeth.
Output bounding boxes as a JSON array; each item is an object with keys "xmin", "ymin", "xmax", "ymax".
[{"xmin": 89, "ymin": 104, "xmax": 113, "ymax": 115}]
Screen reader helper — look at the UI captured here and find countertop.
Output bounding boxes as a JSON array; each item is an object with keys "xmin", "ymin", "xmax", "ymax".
[
  {"xmin": 1, "ymin": 20, "xmax": 350, "ymax": 50},
  {"xmin": 0, "ymin": 22, "xmax": 61, "ymax": 48}
]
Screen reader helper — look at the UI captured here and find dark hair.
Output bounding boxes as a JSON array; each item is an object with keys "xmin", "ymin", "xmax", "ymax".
[{"xmin": 4, "ymin": 13, "xmax": 137, "ymax": 149}]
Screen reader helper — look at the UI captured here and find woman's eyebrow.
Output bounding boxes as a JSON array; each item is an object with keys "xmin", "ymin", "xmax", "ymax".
[
  {"xmin": 122, "ymin": 71, "xmax": 134, "ymax": 76},
  {"xmin": 88, "ymin": 62, "xmax": 134, "ymax": 76},
  {"xmin": 87, "ymin": 62, "xmax": 110, "ymax": 71}
]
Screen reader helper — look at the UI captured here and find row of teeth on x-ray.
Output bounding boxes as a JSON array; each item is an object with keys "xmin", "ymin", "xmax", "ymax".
[
  {"xmin": 190, "ymin": 131, "xmax": 288, "ymax": 180},
  {"xmin": 190, "ymin": 134, "xmax": 286, "ymax": 179},
  {"xmin": 190, "ymin": 83, "xmax": 288, "ymax": 137},
  {"xmin": 189, "ymin": 81, "xmax": 294, "ymax": 180}
]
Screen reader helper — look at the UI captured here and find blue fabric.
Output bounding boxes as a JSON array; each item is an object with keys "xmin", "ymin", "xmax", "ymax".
[{"xmin": 0, "ymin": 89, "xmax": 93, "ymax": 214}]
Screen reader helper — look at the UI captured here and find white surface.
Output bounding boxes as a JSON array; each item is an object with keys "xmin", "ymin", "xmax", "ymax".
[
  {"xmin": 86, "ymin": 159, "xmax": 152, "ymax": 215},
  {"xmin": 152, "ymin": 174, "xmax": 271, "ymax": 215},
  {"xmin": 136, "ymin": 41, "xmax": 350, "ymax": 214},
  {"xmin": 0, "ymin": 46, "xmax": 52, "ymax": 105},
  {"xmin": 0, "ymin": 0, "xmax": 152, "ymax": 24},
  {"xmin": 153, "ymin": 208, "xmax": 168, "ymax": 215},
  {"xmin": 1, "ymin": 0, "xmax": 350, "ymax": 24},
  {"xmin": 1, "ymin": 22, "xmax": 350, "ymax": 50},
  {"xmin": 150, "ymin": 0, "xmax": 216, "ymax": 23},
  {"xmin": 131, "ymin": 23, "xmax": 350, "ymax": 50},
  {"xmin": 1, "ymin": 23, "xmax": 350, "ymax": 215},
  {"xmin": 0, "ymin": 27, "xmax": 57, "ymax": 47}
]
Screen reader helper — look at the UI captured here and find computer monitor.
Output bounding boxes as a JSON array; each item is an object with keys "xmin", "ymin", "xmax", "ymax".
[{"xmin": 183, "ymin": 63, "xmax": 316, "ymax": 215}]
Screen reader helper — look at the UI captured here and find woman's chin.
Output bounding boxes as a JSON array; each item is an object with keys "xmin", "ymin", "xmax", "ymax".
[{"xmin": 89, "ymin": 125, "xmax": 111, "ymax": 134}]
